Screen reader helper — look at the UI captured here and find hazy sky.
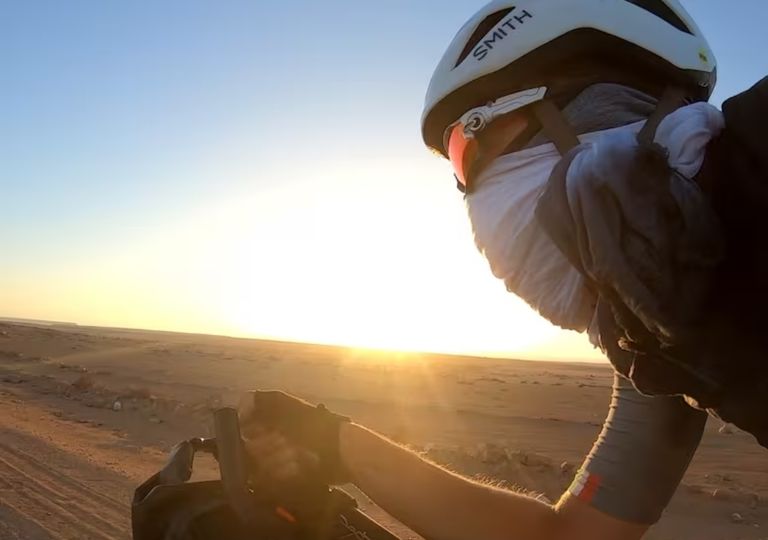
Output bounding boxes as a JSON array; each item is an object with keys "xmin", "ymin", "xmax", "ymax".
[{"xmin": 4, "ymin": 1, "xmax": 767, "ymax": 360}]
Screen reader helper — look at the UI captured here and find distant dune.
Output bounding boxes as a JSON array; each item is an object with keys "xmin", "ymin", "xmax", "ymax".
[{"xmin": 0, "ymin": 315, "xmax": 79, "ymax": 327}]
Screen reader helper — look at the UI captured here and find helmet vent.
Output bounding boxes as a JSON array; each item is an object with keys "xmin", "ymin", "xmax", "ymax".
[
  {"xmin": 453, "ymin": 8, "xmax": 515, "ymax": 68},
  {"xmin": 624, "ymin": 0, "xmax": 693, "ymax": 34}
]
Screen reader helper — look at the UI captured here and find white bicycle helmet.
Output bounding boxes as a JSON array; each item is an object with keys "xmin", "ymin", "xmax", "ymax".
[{"xmin": 422, "ymin": 0, "xmax": 717, "ymax": 158}]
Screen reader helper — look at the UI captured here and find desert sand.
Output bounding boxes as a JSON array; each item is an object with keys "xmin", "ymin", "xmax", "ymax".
[{"xmin": 1, "ymin": 320, "xmax": 767, "ymax": 540}]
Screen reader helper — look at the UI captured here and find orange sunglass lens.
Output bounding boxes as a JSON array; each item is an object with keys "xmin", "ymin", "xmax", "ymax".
[{"xmin": 447, "ymin": 124, "xmax": 479, "ymax": 188}]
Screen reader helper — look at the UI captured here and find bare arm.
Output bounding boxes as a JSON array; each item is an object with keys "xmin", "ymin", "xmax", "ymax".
[
  {"xmin": 241, "ymin": 378, "xmax": 701, "ymax": 540},
  {"xmin": 340, "ymin": 422, "xmax": 647, "ymax": 540}
]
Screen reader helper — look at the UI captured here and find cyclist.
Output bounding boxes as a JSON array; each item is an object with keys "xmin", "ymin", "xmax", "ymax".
[{"xmin": 240, "ymin": 2, "xmax": 726, "ymax": 539}]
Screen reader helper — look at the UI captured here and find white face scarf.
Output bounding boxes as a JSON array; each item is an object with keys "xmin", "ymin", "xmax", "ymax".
[
  {"xmin": 465, "ymin": 124, "xmax": 639, "ymax": 333},
  {"xmin": 465, "ymin": 102, "xmax": 723, "ymax": 334}
]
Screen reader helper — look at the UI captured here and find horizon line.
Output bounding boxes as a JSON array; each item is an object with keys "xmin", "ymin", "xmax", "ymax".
[{"xmin": 0, "ymin": 314, "xmax": 606, "ymax": 366}]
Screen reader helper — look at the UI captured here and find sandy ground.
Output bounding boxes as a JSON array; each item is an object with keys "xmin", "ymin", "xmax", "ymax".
[{"xmin": 0, "ymin": 321, "xmax": 767, "ymax": 539}]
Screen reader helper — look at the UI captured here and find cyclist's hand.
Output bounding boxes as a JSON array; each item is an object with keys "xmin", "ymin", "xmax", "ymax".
[
  {"xmin": 237, "ymin": 390, "xmax": 350, "ymax": 483},
  {"xmin": 240, "ymin": 423, "xmax": 318, "ymax": 483}
]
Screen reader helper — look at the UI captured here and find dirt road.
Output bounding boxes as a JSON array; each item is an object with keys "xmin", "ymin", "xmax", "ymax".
[{"xmin": 0, "ymin": 389, "xmax": 134, "ymax": 539}]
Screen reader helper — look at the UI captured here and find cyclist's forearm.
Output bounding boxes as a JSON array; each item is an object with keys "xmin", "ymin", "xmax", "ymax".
[{"xmin": 340, "ymin": 422, "xmax": 560, "ymax": 540}]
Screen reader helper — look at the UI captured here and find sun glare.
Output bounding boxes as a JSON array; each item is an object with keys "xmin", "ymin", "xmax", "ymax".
[
  {"xmin": 194, "ymin": 159, "xmax": 577, "ymax": 360},
  {"xmin": 8, "ymin": 153, "xmax": 601, "ymax": 363}
]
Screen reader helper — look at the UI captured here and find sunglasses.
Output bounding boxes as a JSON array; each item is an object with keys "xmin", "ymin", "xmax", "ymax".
[{"xmin": 443, "ymin": 87, "xmax": 547, "ymax": 192}]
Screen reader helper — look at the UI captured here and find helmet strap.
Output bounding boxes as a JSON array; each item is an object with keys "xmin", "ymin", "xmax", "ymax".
[
  {"xmin": 530, "ymin": 99, "xmax": 580, "ymax": 155},
  {"xmin": 465, "ymin": 99, "xmax": 577, "ymax": 192},
  {"xmin": 637, "ymin": 86, "xmax": 687, "ymax": 145},
  {"xmin": 530, "ymin": 86, "xmax": 688, "ymax": 156},
  {"xmin": 465, "ymin": 112, "xmax": 530, "ymax": 192},
  {"xmin": 464, "ymin": 86, "xmax": 687, "ymax": 193}
]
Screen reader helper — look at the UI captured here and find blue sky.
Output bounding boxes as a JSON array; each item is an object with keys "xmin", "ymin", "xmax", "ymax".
[{"xmin": 3, "ymin": 1, "xmax": 768, "ymax": 360}]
